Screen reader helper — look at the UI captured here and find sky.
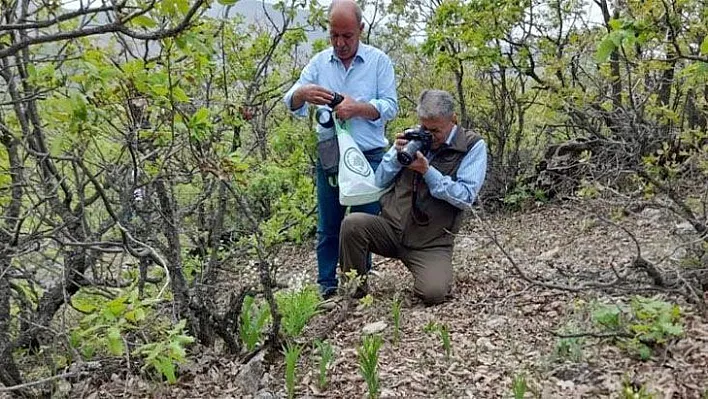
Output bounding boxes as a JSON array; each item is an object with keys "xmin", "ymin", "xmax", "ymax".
[
  {"xmin": 60, "ymin": 0, "xmax": 394, "ymax": 25},
  {"xmin": 59, "ymin": 0, "xmax": 605, "ymax": 33}
]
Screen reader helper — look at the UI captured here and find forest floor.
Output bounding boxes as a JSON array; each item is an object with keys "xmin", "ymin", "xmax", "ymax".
[{"xmin": 77, "ymin": 198, "xmax": 708, "ymax": 398}]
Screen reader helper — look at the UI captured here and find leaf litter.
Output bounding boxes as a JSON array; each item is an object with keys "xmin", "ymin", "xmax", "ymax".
[{"xmin": 83, "ymin": 200, "xmax": 708, "ymax": 398}]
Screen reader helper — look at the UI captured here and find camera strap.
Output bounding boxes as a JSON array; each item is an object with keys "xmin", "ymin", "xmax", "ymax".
[
  {"xmin": 409, "ymin": 146, "xmax": 446, "ymax": 226},
  {"xmin": 410, "ymin": 174, "xmax": 430, "ymax": 226}
]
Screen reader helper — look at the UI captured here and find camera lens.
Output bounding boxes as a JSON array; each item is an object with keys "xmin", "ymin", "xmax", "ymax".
[
  {"xmin": 316, "ymin": 108, "xmax": 334, "ymax": 128},
  {"xmin": 397, "ymin": 140, "xmax": 423, "ymax": 166}
]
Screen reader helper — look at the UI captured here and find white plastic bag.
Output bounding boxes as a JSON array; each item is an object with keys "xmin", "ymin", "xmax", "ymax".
[{"xmin": 335, "ymin": 118, "xmax": 388, "ymax": 206}]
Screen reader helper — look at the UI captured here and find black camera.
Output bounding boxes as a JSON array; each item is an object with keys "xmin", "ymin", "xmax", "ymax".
[
  {"xmin": 315, "ymin": 92, "xmax": 344, "ymax": 128},
  {"xmin": 397, "ymin": 127, "xmax": 433, "ymax": 166}
]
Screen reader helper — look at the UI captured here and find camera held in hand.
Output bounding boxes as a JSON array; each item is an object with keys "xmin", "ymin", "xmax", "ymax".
[
  {"xmin": 316, "ymin": 92, "xmax": 344, "ymax": 128},
  {"xmin": 397, "ymin": 127, "xmax": 433, "ymax": 166}
]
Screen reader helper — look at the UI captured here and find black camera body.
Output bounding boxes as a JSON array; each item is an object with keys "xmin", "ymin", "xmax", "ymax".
[
  {"xmin": 316, "ymin": 92, "xmax": 344, "ymax": 128},
  {"xmin": 397, "ymin": 127, "xmax": 433, "ymax": 166}
]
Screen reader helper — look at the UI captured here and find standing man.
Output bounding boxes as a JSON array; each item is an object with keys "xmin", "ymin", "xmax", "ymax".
[
  {"xmin": 339, "ymin": 90, "xmax": 488, "ymax": 305},
  {"xmin": 283, "ymin": 0, "xmax": 398, "ymax": 298}
]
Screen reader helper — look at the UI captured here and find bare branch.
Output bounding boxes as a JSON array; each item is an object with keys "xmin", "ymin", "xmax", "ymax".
[
  {"xmin": 0, "ymin": 5, "xmax": 116, "ymax": 32},
  {"xmin": 0, "ymin": 372, "xmax": 79, "ymax": 393},
  {"xmin": 0, "ymin": 0, "xmax": 207, "ymax": 59}
]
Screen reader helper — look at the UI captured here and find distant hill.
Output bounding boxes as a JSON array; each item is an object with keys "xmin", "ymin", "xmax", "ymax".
[
  {"xmin": 210, "ymin": 0, "xmax": 328, "ymax": 50},
  {"xmin": 53, "ymin": 0, "xmax": 327, "ymax": 54}
]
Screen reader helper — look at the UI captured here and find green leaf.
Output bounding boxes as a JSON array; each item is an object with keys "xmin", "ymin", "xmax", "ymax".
[
  {"xmin": 172, "ymin": 86, "xmax": 190, "ymax": 102},
  {"xmin": 218, "ymin": 0, "xmax": 238, "ymax": 4},
  {"xmin": 662, "ymin": 323, "xmax": 683, "ymax": 336},
  {"xmin": 701, "ymin": 36, "xmax": 708, "ymax": 55},
  {"xmin": 171, "ymin": 319, "xmax": 188, "ymax": 334},
  {"xmin": 175, "ymin": 0, "xmax": 189, "ymax": 15},
  {"xmin": 608, "ymin": 18, "xmax": 622, "ymax": 31},
  {"xmin": 72, "ymin": 298, "xmax": 97, "ymax": 313},
  {"xmin": 27, "ymin": 63, "xmax": 37, "ymax": 78},
  {"xmin": 152, "ymin": 84, "xmax": 169, "ymax": 97},
  {"xmin": 608, "ymin": 30, "xmax": 624, "ymax": 47},
  {"xmin": 595, "ymin": 38, "xmax": 615, "ymax": 63},
  {"xmin": 71, "ymin": 94, "xmax": 88, "ymax": 122},
  {"xmin": 158, "ymin": 356, "xmax": 177, "ymax": 383},
  {"xmin": 69, "ymin": 331, "xmax": 81, "ymax": 348},
  {"xmin": 637, "ymin": 343, "xmax": 652, "ymax": 360},
  {"xmin": 106, "ymin": 297, "xmax": 127, "ymax": 318},
  {"xmin": 190, "ymin": 107, "xmax": 210, "ymax": 127},
  {"xmin": 82, "ymin": 344, "xmax": 96, "ymax": 359},
  {"xmin": 168, "ymin": 341, "xmax": 187, "ymax": 361},
  {"xmin": 592, "ymin": 304, "xmax": 622, "ymax": 328},
  {"xmin": 125, "ymin": 308, "xmax": 146, "ymax": 323},
  {"xmin": 107, "ymin": 327, "xmax": 124, "ymax": 355},
  {"xmin": 132, "ymin": 15, "xmax": 158, "ymax": 28}
]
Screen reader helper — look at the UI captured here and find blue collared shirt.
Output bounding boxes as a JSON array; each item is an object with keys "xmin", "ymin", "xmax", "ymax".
[
  {"xmin": 283, "ymin": 43, "xmax": 398, "ymax": 152},
  {"xmin": 375, "ymin": 126, "xmax": 488, "ymax": 210}
]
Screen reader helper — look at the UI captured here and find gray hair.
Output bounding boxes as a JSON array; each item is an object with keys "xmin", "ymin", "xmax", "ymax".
[
  {"xmin": 416, "ymin": 90, "xmax": 455, "ymax": 119},
  {"xmin": 328, "ymin": 0, "xmax": 363, "ymax": 25}
]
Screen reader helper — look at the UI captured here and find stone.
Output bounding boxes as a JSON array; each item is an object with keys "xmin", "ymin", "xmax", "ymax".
[
  {"xmin": 362, "ymin": 320, "xmax": 387, "ymax": 335},
  {"xmin": 640, "ymin": 208, "xmax": 662, "ymax": 222},
  {"xmin": 485, "ymin": 316, "xmax": 507, "ymax": 330},
  {"xmin": 253, "ymin": 390, "xmax": 276, "ymax": 399},
  {"xmin": 475, "ymin": 337, "xmax": 496, "ymax": 352},
  {"xmin": 538, "ymin": 246, "xmax": 561, "ymax": 260},
  {"xmin": 237, "ymin": 352, "xmax": 264, "ymax": 394},
  {"xmin": 674, "ymin": 221, "xmax": 695, "ymax": 234}
]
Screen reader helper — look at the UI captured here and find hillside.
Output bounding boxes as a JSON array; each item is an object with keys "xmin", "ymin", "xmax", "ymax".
[{"xmin": 67, "ymin": 199, "xmax": 708, "ymax": 398}]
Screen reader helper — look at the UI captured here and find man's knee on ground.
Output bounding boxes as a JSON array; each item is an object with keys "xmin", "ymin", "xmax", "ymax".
[{"xmin": 414, "ymin": 282, "xmax": 450, "ymax": 306}]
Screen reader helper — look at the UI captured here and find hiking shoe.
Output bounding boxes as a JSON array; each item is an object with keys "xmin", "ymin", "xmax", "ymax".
[{"xmin": 353, "ymin": 286, "xmax": 368, "ymax": 299}]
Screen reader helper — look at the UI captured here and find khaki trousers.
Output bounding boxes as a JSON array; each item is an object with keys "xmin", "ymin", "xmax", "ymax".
[{"xmin": 339, "ymin": 213, "xmax": 453, "ymax": 305}]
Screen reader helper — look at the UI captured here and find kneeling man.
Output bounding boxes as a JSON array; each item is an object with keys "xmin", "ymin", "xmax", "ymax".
[{"xmin": 339, "ymin": 89, "xmax": 488, "ymax": 305}]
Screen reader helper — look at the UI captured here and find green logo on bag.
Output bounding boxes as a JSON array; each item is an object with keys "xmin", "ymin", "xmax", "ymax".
[{"xmin": 343, "ymin": 148, "xmax": 371, "ymax": 177}]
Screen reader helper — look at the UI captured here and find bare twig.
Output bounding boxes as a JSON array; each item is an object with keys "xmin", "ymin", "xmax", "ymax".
[
  {"xmin": 468, "ymin": 208, "xmax": 620, "ymax": 292},
  {"xmin": 0, "ymin": 371, "xmax": 80, "ymax": 393},
  {"xmin": 547, "ymin": 329, "xmax": 633, "ymax": 339},
  {"xmin": 591, "ymin": 213, "xmax": 666, "ymax": 286}
]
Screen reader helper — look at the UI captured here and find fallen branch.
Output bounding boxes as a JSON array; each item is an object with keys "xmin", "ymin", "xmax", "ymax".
[
  {"xmin": 590, "ymin": 212, "xmax": 666, "ymax": 286},
  {"xmin": 468, "ymin": 208, "xmax": 621, "ymax": 292},
  {"xmin": 0, "ymin": 371, "xmax": 80, "ymax": 393},
  {"xmin": 546, "ymin": 329, "xmax": 633, "ymax": 339}
]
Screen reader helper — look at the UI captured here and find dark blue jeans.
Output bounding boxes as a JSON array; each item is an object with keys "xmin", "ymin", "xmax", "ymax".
[{"xmin": 316, "ymin": 149, "xmax": 383, "ymax": 295}]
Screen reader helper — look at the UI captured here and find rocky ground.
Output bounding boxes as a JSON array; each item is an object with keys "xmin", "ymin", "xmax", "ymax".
[{"xmin": 64, "ymin": 199, "xmax": 708, "ymax": 398}]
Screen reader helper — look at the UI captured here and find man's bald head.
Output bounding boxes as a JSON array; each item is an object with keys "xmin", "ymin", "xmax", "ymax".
[
  {"xmin": 328, "ymin": 0, "xmax": 363, "ymax": 66},
  {"xmin": 328, "ymin": 0, "xmax": 363, "ymax": 25}
]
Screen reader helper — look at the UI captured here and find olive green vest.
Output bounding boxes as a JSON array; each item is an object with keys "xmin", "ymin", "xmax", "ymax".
[{"xmin": 380, "ymin": 128, "xmax": 482, "ymax": 249}]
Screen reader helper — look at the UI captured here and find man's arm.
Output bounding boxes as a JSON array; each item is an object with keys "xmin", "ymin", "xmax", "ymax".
[
  {"xmin": 284, "ymin": 60, "xmax": 332, "ymax": 116},
  {"xmin": 375, "ymin": 146, "xmax": 403, "ymax": 188},
  {"xmin": 422, "ymin": 140, "xmax": 488, "ymax": 210},
  {"xmin": 368, "ymin": 54, "xmax": 398, "ymax": 122},
  {"xmin": 334, "ymin": 54, "xmax": 398, "ymax": 121}
]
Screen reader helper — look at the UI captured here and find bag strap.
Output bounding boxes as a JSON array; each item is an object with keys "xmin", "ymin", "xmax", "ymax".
[
  {"xmin": 334, "ymin": 116, "xmax": 351, "ymax": 136},
  {"xmin": 328, "ymin": 115, "xmax": 346, "ymax": 188}
]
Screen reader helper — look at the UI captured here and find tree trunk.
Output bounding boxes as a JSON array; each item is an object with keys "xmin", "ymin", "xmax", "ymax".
[{"xmin": 154, "ymin": 179, "xmax": 191, "ymax": 318}]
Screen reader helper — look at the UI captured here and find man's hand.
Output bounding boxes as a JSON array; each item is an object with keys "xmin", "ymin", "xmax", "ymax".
[
  {"xmin": 394, "ymin": 132, "xmax": 429, "ymax": 174},
  {"xmin": 407, "ymin": 151, "xmax": 429, "ymax": 174},
  {"xmin": 393, "ymin": 132, "xmax": 408, "ymax": 152},
  {"xmin": 333, "ymin": 95, "xmax": 359, "ymax": 120},
  {"xmin": 334, "ymin": 95, "xmax": 381, "ymax": 121},
  {"xmin": 291, "ymin": 84, "xmax": 334, "ymax": 109}
]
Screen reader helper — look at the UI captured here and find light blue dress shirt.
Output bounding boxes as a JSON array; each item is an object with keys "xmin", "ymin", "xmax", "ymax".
[
  {"xmin": 283, "ymin": 43, "xmax": 398, "ymax": 152},
  {"xmin": 375, "ymin": 126, "xmax": 488, "ymax": 210}
]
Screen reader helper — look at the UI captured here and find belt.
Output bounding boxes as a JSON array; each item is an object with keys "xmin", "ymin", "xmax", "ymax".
[{"xmin": 362, "ymin": 147, "xmax": 385, "ymax": 157}]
